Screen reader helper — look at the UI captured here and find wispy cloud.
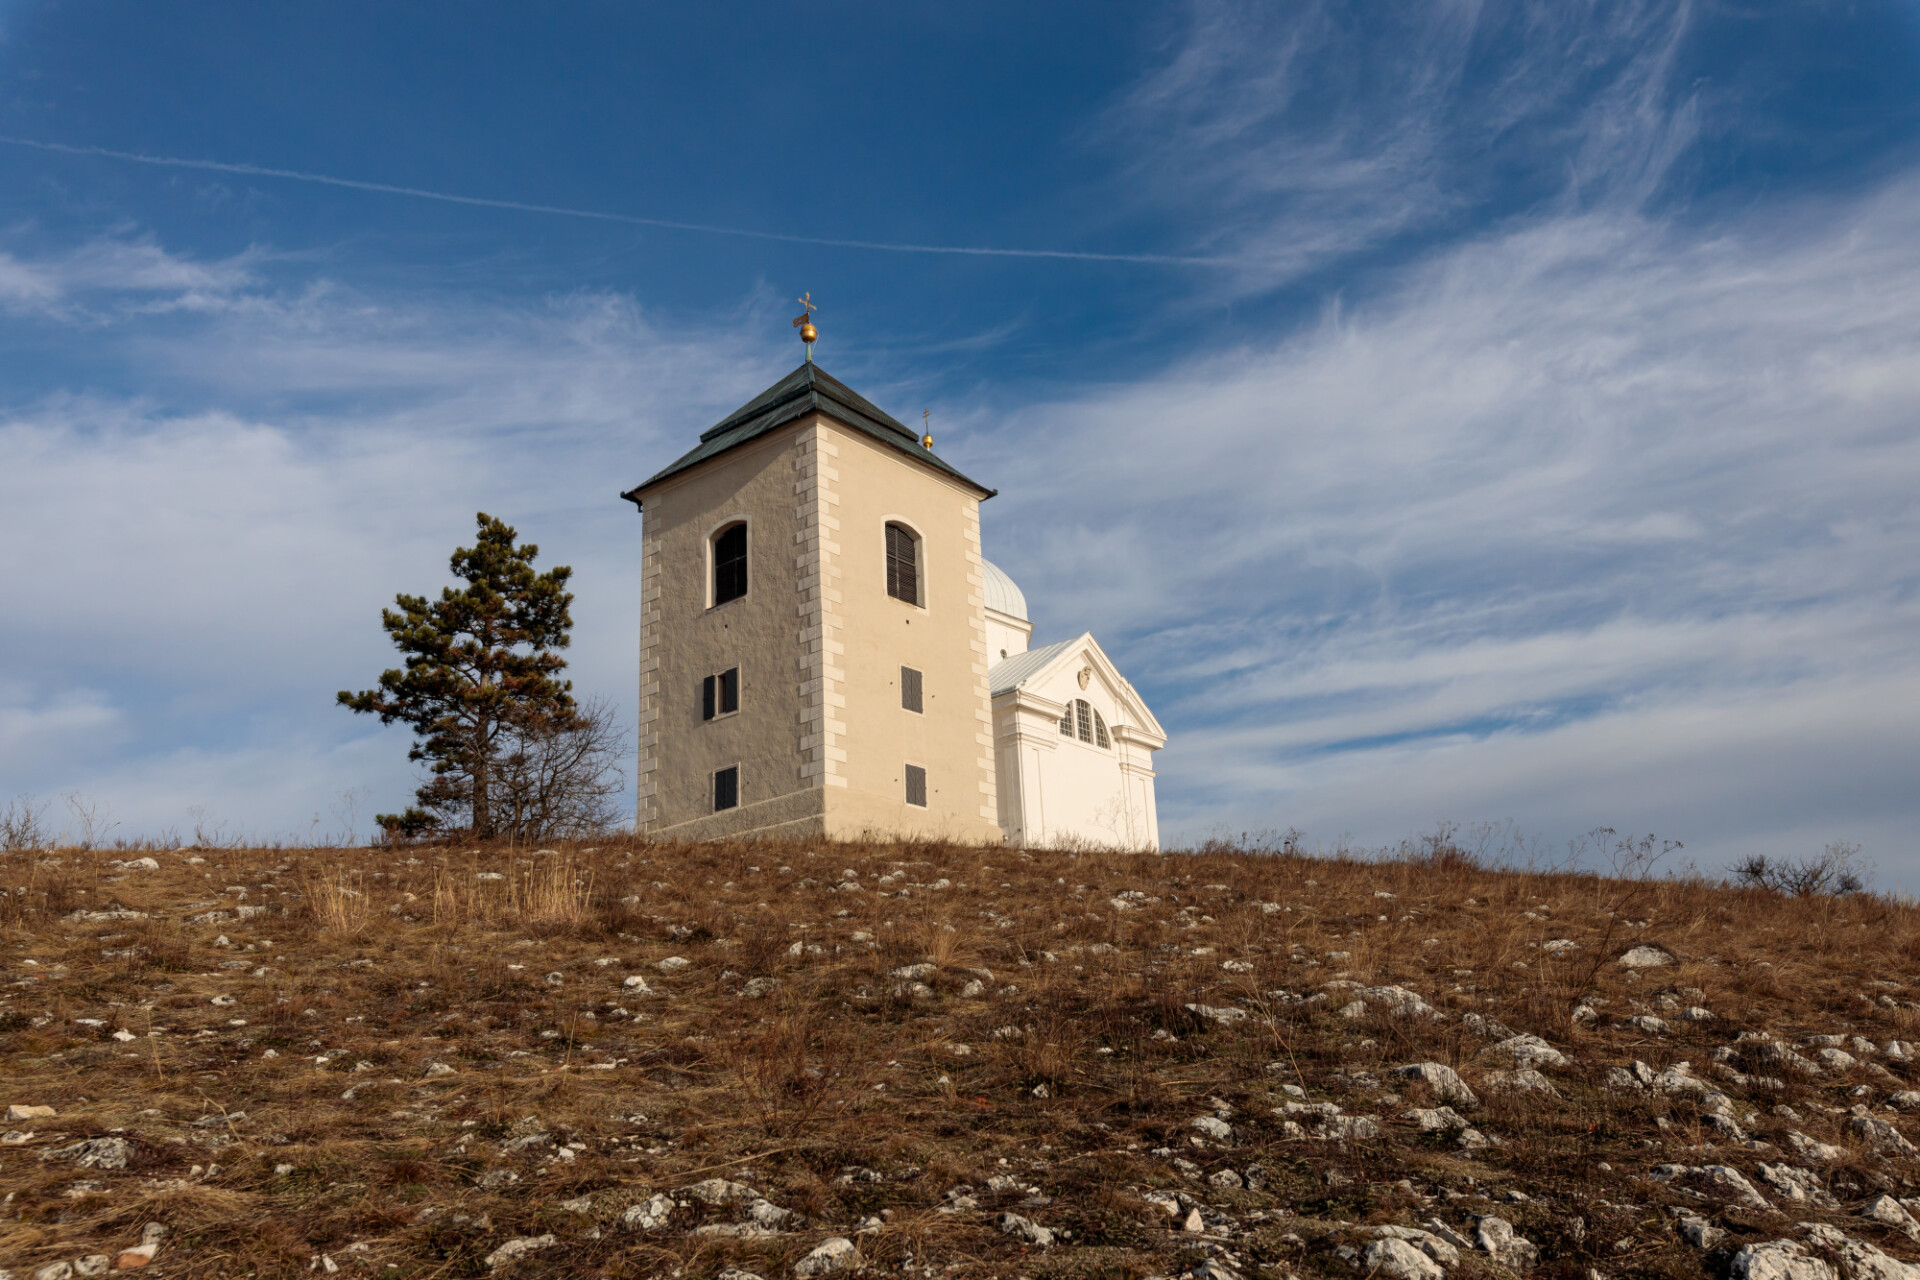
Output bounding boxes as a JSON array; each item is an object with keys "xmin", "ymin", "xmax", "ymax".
[
  {"xmin": 1109, "ymin": 0, "xmax": 1707, "ymax": 290},
  {"xmin": 979, "ymin": 172, "xmax": 1920, "ymax": 872},
  {"xmin": 0, "ymin": 233, "xmax": 256, "ymax": 317},
  {"xmin": 0, "ymin": 257, "xmax": 783, "ymax": 834}
]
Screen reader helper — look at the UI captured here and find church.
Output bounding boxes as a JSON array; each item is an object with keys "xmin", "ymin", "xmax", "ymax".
[{"xmin": 621, "ymin": 342, "xmax": 1166, "ymax": 849}]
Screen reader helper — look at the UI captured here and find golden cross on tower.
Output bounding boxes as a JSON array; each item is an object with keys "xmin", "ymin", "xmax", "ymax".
[
  {"xmin": 792, "ymin": 293, "xmax": 819, "ymax": 361},
  {"xmin": 922, "ymin": 409, "xmax": 933, "ymax": 450}
]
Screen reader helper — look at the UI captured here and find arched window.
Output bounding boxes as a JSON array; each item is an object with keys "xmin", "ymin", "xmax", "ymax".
[
  {"xmin": 885, "ymin": 522, "xmax": 919, "ymax": 604},
  {"xmin": 712, "ymin": 522, "xmax": 747, "ymax": 606},
  {"xmin": 1065, "ymin": 699, "xmax": 1111, "ymax": 749}
]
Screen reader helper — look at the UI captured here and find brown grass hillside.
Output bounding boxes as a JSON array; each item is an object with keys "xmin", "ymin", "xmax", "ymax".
[{"xmin": 5, "ymin": 838, "xmax": 1920, "ymax": 1280}]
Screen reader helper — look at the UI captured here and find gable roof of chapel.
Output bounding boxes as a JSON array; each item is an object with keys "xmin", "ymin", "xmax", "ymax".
[
  {"xmin": 989, "ymin": 632, "xmax": 1168, "ymax": 742},
  {"xmin": 622, "ymin": 361, "xmax": 995, "ymax": 506}
]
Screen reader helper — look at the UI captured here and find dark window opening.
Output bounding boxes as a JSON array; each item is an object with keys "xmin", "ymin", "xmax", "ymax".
[
  {"xmin": 1074, "ymin": 698, "xmax": 1093, "ymax": 744},
  {"xmin": 701, "ymin": 667, "xmax": 740, "ymax": 721},
  {"xmin": 1059, "ymin": 706, "xmax": 1073, "ymax": 735},
  {"xmin": 1094, "ymin": 709, "xmax": 1110, "ymax": 749},
  {"xmin": 904, "ymin": 764, "xmax": 927, "ymax": 808},
  {"xmin": 900, "ymin": 665, "xmax": 923, "ymax": 713},
  {"xmin": 713, "ymin": 522, "xmax": 748, "ymax": 605},
  {"xmin": 885, "ymin": 522, "xmax": 919, "ymax": 605},
  {"xmin": 713, "ymin": 765, "xmax": 740, "ymax": 812}
]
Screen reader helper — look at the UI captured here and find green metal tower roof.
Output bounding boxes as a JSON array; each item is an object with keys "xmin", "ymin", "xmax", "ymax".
[{"xmin": 622, "ymin": 361, "xmax": 995, "ymax": 508}]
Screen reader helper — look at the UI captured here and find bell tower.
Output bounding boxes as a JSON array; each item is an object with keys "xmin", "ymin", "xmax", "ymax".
[{"xmin": 622, "ymin": 337, "xmax": 1003, "ymax": 844}]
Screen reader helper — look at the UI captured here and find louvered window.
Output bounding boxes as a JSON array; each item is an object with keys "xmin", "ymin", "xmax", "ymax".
[
  {"xmin": 885, "ymin": 522, "xmax": 919, "ymax": 604},
  {"xmin": 713, "ymin": 765, "xmax": 739, "ymax": 812},
  {"xmin": 904, "ymin": 764, "xmax": 928, "ymax": 808},
  {"xmin": 712, "ymin": 522, "xmax": 748, "ymax": 605},
  {"xmin": 900, "ymin": 665, "xmax": 923, "ymax": 713}
]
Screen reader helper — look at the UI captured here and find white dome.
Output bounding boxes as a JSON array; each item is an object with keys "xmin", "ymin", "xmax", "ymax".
[{"xmin": 982, "ymin": 559, "xmax": 1027, "ymax": 620}]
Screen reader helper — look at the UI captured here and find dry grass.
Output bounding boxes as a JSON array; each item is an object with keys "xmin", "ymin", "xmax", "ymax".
[
  {"xmin": 301, "ymin": 861, "xmax": 373, "ymax": 936},
  {"xmin": 3, "ymin": 837, "xmax": 1920, "ymax": 1279}
]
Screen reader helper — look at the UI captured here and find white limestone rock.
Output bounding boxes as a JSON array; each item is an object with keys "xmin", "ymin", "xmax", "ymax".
[
  {"xmin": 1403, "ymin": 1106, "xmax": 1470, "ymax": 1132},
  {"xmin": 113, "ymin": 1223, "xmax": 166, "ymax": 1270},
  {"xmin": 621, "ymin": 1193, "xmax": 674, "ymax": 1232},
  {"xmin": 997, "ymin": 1213, "xmax": 1055, "ymax": 1246},
  {"xmin": 483, "ymin": 1235, "xmax": 555, "ymax": 1270},
  {"xmin": 1367, "ymin": 1225, "xmax": 1461, "ymax": 1267},
  {"xmin": 1476, "ymin": 1215, "xmax": 1539, "ymax": 1270},
  {"xmin": 1398, "ymin": 1062, "xmax": 1479, "ymax": 1108},
  {"xmin": 1731, "ymin": 1240, "xmax": 1838, "ymax": 1280},
  {"xmin": 1852, "ymin": 1113, "xmax": 1920, "ymax": 1156},
  {"xmin": 1191, "ymin": 1115, "xmax": 1233, "ymax": 1142},
  {"xmin": 1618, "ymin": 945, "xmax": 1675, "ymax": 968},
  {"xmin": 1363, "ymin": 1237, "xmax": 1444, "ymax": 1280},
  {"xmin": 1672, "ymin": 1209, "xmax": 1723, "ymax": 1249},
  {"xmin": 1862, "ymin": 1194, "xmax": 1920, "ymax": 1241},
  {"xmin": 1483, "ymin": 1068, "xmax": 1561, "ymax": 1097},
  {"xmin": 794, "ymin": 1238, "xmax": 861, "ymax": 1278},
  {"xmin": 1756, "ymin": 1163, "xmax": 1836, "ymax": 1207},
  {"xmin": 39, "ymin": 1137, "xmax": 130, "ymax": 1169},
  {"xmin": 1184, "ymin": 1003, "xmax": 1247, "ymax": 1024},
  {"xmin": 1649, "ymin": 1164, "xmax": 1771, "ymax": 1212},
  {"xmin": 1483, "ymin": 1034, "xmax": 1569, "ymax": 1070},
  {"xmin": 1805, "ymin": 1223, "xmax": 1920, "ymax": 1280},
  {"xmin": 1787, "ymin": 1131, "xmax": 1847, "ymax": 1163}
]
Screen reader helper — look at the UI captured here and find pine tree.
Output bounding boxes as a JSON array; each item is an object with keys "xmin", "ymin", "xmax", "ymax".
[{"xmin": 339, "ymin": 513, "xmax": 576, "ymax": 839}]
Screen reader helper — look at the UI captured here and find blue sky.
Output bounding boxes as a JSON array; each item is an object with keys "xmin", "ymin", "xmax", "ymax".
[{"xmin": 2, "ymin": 2, "xmax": 1919, "ymax": 876}]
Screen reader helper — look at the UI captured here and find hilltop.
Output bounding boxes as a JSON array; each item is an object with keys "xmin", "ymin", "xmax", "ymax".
[{"xmin": 4, "ymin": 838, "xmax": 1920, "ymax": 1280}]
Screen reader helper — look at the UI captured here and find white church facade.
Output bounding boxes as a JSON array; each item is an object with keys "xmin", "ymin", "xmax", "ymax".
[{"xmin": 622, "ymin": 359, "xmax": 1165, "ymax": 849}]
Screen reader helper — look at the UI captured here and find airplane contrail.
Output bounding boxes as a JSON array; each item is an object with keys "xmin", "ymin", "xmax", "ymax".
[{"xmin": 0, "ymin": 136, "xmax": 1238, "ymax": 268}]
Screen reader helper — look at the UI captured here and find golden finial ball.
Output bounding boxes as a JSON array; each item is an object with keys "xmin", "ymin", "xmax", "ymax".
[
  {"xmin": 921, "ymin": 433, "xmax": 934, "ymax": 449},
  {"xmin": 799, "ymin": 321, "xmax": 818, "ymax": 344}
]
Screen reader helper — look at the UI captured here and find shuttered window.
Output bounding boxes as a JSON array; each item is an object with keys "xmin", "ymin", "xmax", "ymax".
[
  {"xmin": 885, "ymin": 522, "xmax": 919, "ymax": 604},
  {"xmin": 713, "ymin": 522, "xmax": 748, "ymax": 605},
  {"xmin": 900, "ymin": 665, "xmax": 923, "ymax": 713},
  {"xmin": 904, "ymin": 764, "xmax": 927, "ymax": 808},
  {"xmin": 713, "ymin": 765, "xmax": 739, "ymax": 812},
  {"xmin": 702, "ymin": 667, "xmax": 739, "ymax": 720}
]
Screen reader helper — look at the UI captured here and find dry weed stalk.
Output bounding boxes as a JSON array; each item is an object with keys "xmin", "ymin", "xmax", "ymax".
[
  {"xmin": 301, "ymin": 860, "xmax": 373, "ymax": 935},
  {"xmin": 514, "ymin": 852, "xmax": 594, "ymax": 925}
]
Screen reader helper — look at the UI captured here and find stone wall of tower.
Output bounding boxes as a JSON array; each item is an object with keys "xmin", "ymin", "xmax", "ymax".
[
  {"xmin": 637, "ymin": 422, "xmax": 826, "ymax": 839},
  {"xmin": 811, "ymin": 421, "xmax": 1001, "ymax": 844},
  {"xmin": 635, "ymin": 410, "xmax": 1001, "ymax": 845}
]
